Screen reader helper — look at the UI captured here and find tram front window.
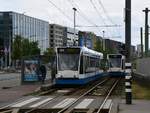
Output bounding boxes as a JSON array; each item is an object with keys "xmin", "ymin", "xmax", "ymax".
[
  {"xmin": 58, "ymin": 54, "xmax": 79, "ymax": 71},
  {"xmin": 109, "ymin": 58, "xmax": 121, "ymax": 68}
]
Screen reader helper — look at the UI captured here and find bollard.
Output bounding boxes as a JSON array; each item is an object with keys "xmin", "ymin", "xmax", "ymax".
[{"xmin": 125, "ymin": 63, "xmax": 132, "ymax": 104}]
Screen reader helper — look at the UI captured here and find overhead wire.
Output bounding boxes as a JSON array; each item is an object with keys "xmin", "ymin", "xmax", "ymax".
[
  {"xmin": 76, "ymin": 25, "xmax": 122, "ymax": 27},
  {"xmin": 90, "ymin": 0, "xmax": 106, "ymax": 25},
  {"xmin": 97, "ymin": 0, "xmax": 115, "ymax": 25},
  {"xmin": 97, "ymin": 0, "xmax": 122, "ymax": 38},
  {"xmin": 90, "ymin": 0, "xmax": 112, "ymax": 38},
  {"xmin": 47, "ymin": 0, "xmax": 121, "ymax": 38},
  {"xmin": 67, "ymin": 0, "xmax": 102, "ymax": 34},
  {"xmin": 47, "ymin": 0, "xmax": 73, "ymax": 23},
  {"xmin": 67, "ymin": 0, "xmax": 99, "ymax": 27}
]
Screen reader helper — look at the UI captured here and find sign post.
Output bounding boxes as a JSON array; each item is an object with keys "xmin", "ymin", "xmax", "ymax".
[{"xmin": 125, "ymin": 63, "xmax": 132, "ymax": 104}]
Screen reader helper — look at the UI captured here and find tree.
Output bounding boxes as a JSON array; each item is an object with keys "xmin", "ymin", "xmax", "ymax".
[
  {"xmin": 12, "ymin": 35, "xmax": 41, "ymax": 67},
  {"xmin": 94, "ymin": 39, "xmax": 117, "ymax": 71},
  {"xmin": 43, "ymin": 48, "xmax": 55, "ymax": 63},
  {"xmin": 21, "ymin": 38, "xmax": 30, "ymax": 57},
  {"xmin": 12, "ymin": 35, "xmax": 22, "ymax": 60},
  {"xmin": 29, "ymin": 41, "xmax": 40, "ymax": 56},
  {"xmin": 94, "ymin": 39, "xmax": 103, "ymax": 53},
  {"xmin": 94, "ymin": 39, "xmax": 117, "ymax": 59},
  {"xmin": 21, "ymin": 39, "xmax": 40, "ymax": 57}
]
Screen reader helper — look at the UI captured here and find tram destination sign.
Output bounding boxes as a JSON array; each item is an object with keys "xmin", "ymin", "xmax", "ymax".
[
  {"xmin": 109, "ymin": 54, "xmax": 122, "ymax": 58},
  {"xmin": 58, "ymin": 48, "xmax": 80, "ymax": 54}
]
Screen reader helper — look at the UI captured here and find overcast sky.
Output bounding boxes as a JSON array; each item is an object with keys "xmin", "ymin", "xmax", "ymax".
[{"xmin": 0, "ymin": 0, "xmax": 150, "ymax": 46}]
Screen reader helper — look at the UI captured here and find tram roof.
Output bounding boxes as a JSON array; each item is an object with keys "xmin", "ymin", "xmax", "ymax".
[
  {"xmin": 56, "ymin": 46, "xmax": 103, "ymax": 57},
  {"xmin": 81, "ymin": 46, "xmax": 103, "ymax": 57}
]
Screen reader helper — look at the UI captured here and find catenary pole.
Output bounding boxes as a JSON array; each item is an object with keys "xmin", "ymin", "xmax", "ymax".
[{"xmin": 143, "ymin": 8, "xmax": 150, "ymax": 56}]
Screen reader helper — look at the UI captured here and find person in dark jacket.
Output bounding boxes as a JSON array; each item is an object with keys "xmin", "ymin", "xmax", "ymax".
[
  {"xmin": 39, "ymin": 65, "xmax": 47, "ymax": 84},
  {"xmin": 51, "ymin": 56, "xmax": 57, "ymax": 83}
]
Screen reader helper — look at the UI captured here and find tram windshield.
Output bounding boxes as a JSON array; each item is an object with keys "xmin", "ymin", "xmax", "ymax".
[
  {"xmin": 109, "ymin": 58, "xmax": 121, "ymax": 68},
  {"xmin": 57, "ymin": 48, "xmax": 80, "ymax": 71},
  {"xmin": 109, "ymin": 55, "xmax": 122, "ymax": 68}
]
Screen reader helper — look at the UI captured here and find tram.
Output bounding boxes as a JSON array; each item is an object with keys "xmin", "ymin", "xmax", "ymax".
[
  {"xmin": 55, "ymin": 46, "xmax": 104, "ymax": 85},
  {"xmin": 107, "ymin": 54, "xmax": 125, "ymax": 77}
]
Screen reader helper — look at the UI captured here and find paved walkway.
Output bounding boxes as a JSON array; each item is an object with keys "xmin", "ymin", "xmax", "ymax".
[
  {"xmin": 0, "ymin": 80, "xmax": 52, "ymax": 103},
  {"xmin": 0, "ymin": 85, "xmax": 40, "ymax": 103},
  {"xmin": 119, "ymin": 99, "xmax": 150, "ymax": 113}
]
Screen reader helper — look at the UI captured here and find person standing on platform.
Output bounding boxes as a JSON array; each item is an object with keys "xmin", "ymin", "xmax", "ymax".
[{"xmin": 39, "ymin": 65, "xmax": 47, "ymax": 84}]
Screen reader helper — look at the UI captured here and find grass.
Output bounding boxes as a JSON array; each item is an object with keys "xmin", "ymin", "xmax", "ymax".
[{"xmin": 132, "ymin": 81, "xmax": 150, "ymax": 99}]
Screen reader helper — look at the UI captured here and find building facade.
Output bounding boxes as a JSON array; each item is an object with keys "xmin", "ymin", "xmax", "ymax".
[
  {"xmin": 49, "ymin": 24, "xmax": 64, "ymax": 48},
  {"xmin": 104, "ymin": 39, "xmax": 122, "ymax": 53},
  {"xmin": 64, "ymin": 27, "xmax": 78, "ymax": 46},
  {"xmin": 0, "ymin": 11, "xmax": 49, "ymax": 67},
  {"xmin": 104, "ymin": 38, "xmax": 136, "ymax": 58},
  {"xmin": 78, "ymin": 31, "xmax": 96, "ymax": 49}
]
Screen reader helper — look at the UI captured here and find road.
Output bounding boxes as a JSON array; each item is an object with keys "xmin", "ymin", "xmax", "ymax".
[
  {"xmin": 0, "ymin": 71, "xmax": 51, "ymax": 89},
  {"xmin": 0, "ymin": 73, "xmax": 21, "ymax": 88}
]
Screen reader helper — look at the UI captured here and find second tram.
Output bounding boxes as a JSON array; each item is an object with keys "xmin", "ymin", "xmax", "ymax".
[{"xmin": 107, "ymin": 54, "xmax": 125, "ymax": 77}]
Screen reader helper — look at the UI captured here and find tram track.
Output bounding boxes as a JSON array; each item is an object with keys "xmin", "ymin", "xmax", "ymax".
[
  {"xmin": 0, "ymin": 77, "xmax": 122, "ymax": 113},
  {"xmin": 57, "ymin": 78, "xmax": 120, "ymax": 113},
  {"xmin": 95, "ymin": 78, "xmax": 120, "ymax": 113},
  {"xmin": 18, "ymin": 78, "xmax": 108, "ymax": 113}
]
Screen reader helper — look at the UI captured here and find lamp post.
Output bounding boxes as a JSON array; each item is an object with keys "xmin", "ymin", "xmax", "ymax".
[
  {"xmin": 102, "ymin": 30, "xmax": 105, "ymax": 51},
  {"xmin": 73, "ymin": 7, "xmax": 77, "ymax": 46}
]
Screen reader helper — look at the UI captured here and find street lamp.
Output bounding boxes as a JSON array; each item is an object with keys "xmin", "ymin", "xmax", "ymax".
[
  {"xmin": 102, "ymin": 30, "xmax": 105, "ymax": 51},
  {"xmin": 73, "ymin": 7, "xmax": 77, "ymax": 46}
]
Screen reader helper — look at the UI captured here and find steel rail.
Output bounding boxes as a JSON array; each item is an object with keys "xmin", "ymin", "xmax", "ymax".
[
  {"xmin": 24, "ymin": 84, "xmax": 87, "ymax": 113},
  {"xmin": 57, "ymin": 78, "xmax": 109, "ymax": 113},
  {"xmin": 96, "ymin": 78, "xmax": 120, "ymax": 113}
]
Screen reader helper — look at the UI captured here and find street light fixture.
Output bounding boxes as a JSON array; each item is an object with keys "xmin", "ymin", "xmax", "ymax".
[
  {"xmin": 73, "ymin": 7, "xmax": 77, "ymax": 46},
  {"xmin": 102, "ymin": 31, "xmax": 105, "ymax": 51}
]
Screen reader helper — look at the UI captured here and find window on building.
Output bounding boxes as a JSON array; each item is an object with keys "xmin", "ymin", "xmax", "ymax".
[
  {"xmin": 51, "ymin": 25, "xmax": 53, "ymax": 29},
  {"xmin": 50, "ymin": 39, "xmax": 53, "ymax": 42}
]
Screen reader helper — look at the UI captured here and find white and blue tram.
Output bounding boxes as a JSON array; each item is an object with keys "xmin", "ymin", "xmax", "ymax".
[
  {"xmin": 55, "ymin": 47, "xmax": 104, "ymax": 85},
  {"xmin": 107, "ymin": 54, "xmax": 125, "ymax": 77}
]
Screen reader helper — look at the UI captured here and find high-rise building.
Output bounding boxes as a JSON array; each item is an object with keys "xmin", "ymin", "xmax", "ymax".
[
  {"xmin": 0, "ymin": 11, "xmax": 49, "ymax": 67},
  {"xmin": 49, "ymin": 24, "xmax": 64, "ymax": 48}
]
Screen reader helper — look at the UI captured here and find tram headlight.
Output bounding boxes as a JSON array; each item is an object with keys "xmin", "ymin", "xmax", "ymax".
[
  {"xmin": 74, "ymin": 73, "xmax": 78, "ymax": 78},
  {"xmin": 57, "ymin": 73, "xmax": 63, "ymax": 78}
]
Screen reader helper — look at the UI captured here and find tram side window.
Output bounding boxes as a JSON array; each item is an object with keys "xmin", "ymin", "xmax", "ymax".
[
  {"xmin": 85, "ymin": 56, "xmax": 97, "ymax": 73},
  {"xmin": 90, "ymin": 57, "xmax": 96, "ymax": 71},
  {"xmin": 85, "ymin": 56, "xmax": 89, "ymax": 73},
  {"xmin": 96, "ymin": 58, "xmax": 100, "ymax": 70},
  {"xmin": 80, "ymin": 55, "xmax": 83, "ymax": 74}
]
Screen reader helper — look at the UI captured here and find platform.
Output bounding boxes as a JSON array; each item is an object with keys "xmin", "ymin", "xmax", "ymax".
[{"xmin": 119, "ymin": 99, "xmax": 150, "ymax": 113}]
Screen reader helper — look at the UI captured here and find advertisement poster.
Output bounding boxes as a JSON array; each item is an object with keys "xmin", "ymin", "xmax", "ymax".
[{"xmin": 24, "ymin": 60, "xmax": 39, "ymax": 82}]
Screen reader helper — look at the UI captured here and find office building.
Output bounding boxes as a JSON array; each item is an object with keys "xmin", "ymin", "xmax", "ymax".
[
  {"xmin": 0, "ymin": 11, "xmax": 49, "ymax": 67},
  {"xmin": 49, "ymin": 24, "xmax": 64, "ymax": 48},
  {"xmin": 64, "ymin": 27, "xmax": 78, "ymax": 46}
]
